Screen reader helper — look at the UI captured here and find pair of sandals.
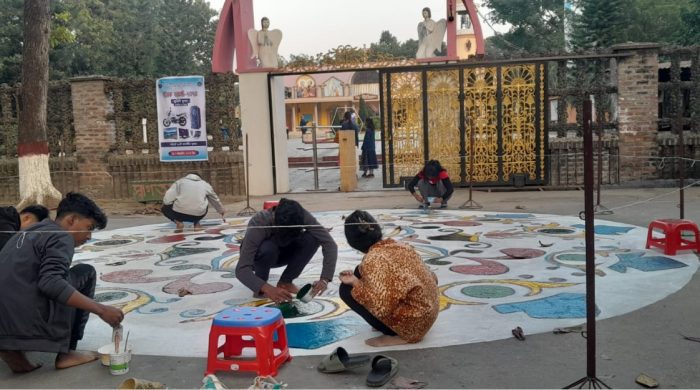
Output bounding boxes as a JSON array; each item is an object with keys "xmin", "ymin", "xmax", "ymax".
[
  {"xmin": 317, "ymin": 347, "xmax": 398, "ymax": 387},
  {"xmin": 361, "ymin": 173, "xmax": 375, "ymax": 178}
]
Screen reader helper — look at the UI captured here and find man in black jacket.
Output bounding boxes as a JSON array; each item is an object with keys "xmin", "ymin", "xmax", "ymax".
[
  {"xmin": 0, "ymin": 193, "xmax": 124, "ymax": 373},
  {"xmin": 235, "ymin": 198, "xmax": 337, "ymax": 304}
]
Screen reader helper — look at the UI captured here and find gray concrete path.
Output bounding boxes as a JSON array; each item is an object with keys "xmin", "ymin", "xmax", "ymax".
[{"xmin": 2, "ymin": 187, "xmax": 699, "ymax": 389}]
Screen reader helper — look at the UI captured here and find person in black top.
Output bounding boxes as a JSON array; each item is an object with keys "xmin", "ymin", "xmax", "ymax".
[{"xmin": 406, "ymin": 160, "xmax": 454, "ymax": 209}]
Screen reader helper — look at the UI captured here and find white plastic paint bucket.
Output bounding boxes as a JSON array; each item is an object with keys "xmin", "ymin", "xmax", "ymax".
[{"xmin": 109, "ymin": 351, "xmax": 131, "ymax": 375}]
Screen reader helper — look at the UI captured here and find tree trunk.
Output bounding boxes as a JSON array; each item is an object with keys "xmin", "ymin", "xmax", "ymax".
[{"xmin": 17, "ymin": 0, "xmax": 61, "ymax": 209}]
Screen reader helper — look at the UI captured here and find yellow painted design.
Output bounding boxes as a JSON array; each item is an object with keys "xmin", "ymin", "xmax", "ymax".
[
  {"xmin": 312, "ymin": 297, "xmax": 351, "ymax": 320},
  {"xmin": 119, "ymin": 294, "xmax": 151, "ymax": 314},
  {"xmin": 469, "ymin": 279, "xmax": 577, "ymax": 296}
]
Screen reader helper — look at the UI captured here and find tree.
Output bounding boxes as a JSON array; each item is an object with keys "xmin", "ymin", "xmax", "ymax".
[
  {"xmin": 483, "ymin": 0, "xmax": 569, "ymax": 54},
  {"xmin": 571, "ymin": 0, "xmax": 627, "ymax": 50},
  {"xmin": 17, "ymin": 0, "xmax": 62, "ymax": 208}
]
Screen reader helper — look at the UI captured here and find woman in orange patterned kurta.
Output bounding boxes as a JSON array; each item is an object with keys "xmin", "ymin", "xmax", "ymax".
[{"xmin": 340, "ymin": 210, "xmax": 439, "ymax": 346}]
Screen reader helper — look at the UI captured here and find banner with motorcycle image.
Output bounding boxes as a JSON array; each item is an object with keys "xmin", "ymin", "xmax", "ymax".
[{"xmin": 156, "ymin": 76, "xmax": 208, "ymax": 162}]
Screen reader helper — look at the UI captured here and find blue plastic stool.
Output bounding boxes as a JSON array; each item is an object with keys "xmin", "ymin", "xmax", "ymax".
[{"xmin": 206, "ymin": 307, "xmax": 291, "ymax": 376}]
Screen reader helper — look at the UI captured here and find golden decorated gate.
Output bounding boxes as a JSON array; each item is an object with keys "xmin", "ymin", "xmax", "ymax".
[{"xmin": 380, "ymin": 62, "xmax": 547, "ymax": 187}]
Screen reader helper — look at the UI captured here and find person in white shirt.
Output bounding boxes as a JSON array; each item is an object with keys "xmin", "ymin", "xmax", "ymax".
[{"xmin": 161, "ymin": 173, "xmax": 226, "ymax": 232}]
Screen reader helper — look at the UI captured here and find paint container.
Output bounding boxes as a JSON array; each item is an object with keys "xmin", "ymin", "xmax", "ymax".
[
  {"xmin": 277, "ymin": 302, "xmax": 299, "ymax": 318},
  {"xmin": 296, "ymin": 283, "xmax": 313, "ymax": 303},
  {"xmin": 98, "ymin": 343, "xmax": 132, "ymax": 366},
  {"xmin": 109, "ymin": 350, "xmax": 132, "ymax": 375},
  {"xmin": 427, "ymin": 196, "xmax": 436, "ymax": 205},
  {"xmin": 118, "ymin": 377, "xmax": 166, "ymax": 389}
]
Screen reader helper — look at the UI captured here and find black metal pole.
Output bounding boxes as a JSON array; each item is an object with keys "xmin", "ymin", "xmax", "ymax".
[
  {"xmin": 237, "ymin": 133, "xmax": 256, "ymax": 216},
  {"xmin": 565, "ymin": 100, "xmax": 609, "ymax": 389},
  {"xmin": 677, "ymin": 103, "xmax": 685, "ymax": 219},
  {"xmin": 460, "ymin": 115, "xmax": 482, "ymax": 209}
]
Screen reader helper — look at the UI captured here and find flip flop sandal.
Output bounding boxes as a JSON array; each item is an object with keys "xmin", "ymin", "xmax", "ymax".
[
  {"xmin": 512, "ymin": 326, "xmax": 526, "ymax": 341},
  {"xmin": 366, "ymin": 355, "xmax": 399, "ymax": 388},
  {"xmin": 316, "ymin": 347, "xmax": 370, "ymax": 373}
]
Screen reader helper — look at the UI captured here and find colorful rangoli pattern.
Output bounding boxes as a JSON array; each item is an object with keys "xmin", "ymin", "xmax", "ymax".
[{"xmin": 76, "ymin": 210, "xmax": 698, "ymax": 357}]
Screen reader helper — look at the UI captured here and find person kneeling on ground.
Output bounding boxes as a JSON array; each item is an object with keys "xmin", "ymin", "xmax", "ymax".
[
  {"xmin": 0, "ymin": 192, "xmax": 124, "ymax": 373},
  {"xmin": 235, "ymin": 198, "xmax": 337, "ymax": 304},
  {"xmin": 406, "ymin": 159, "xmax": 454, "ymax": 209},
  {"xmin": 339, "ymin": 210, "xmax": 439, "ymax": 347},
  {"xmin": 20, "ymin": 204, "xmax": 50, "ymax": 229},
  {"xmin": 0, "ymin": 205, "xmax": 51, "ymax": 250},
  {"xmin": 0, "ymin": 206, "xmax": 19, "ymax": 250},
  {"xmin": 161, "ymin": 173, "xmax": 226, "ymax": 232}
]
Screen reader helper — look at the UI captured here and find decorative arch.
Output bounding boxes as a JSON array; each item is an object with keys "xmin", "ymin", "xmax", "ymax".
[{"xmin": 211, "ymin": 0, "xmax": 485, "ymax": 73}]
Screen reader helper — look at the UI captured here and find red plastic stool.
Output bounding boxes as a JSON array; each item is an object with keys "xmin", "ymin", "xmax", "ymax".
[
  {"xmin": 646, "ymin": 219, "xmax": 700, "ymax": 255},
  {"xmin": 263, "ymin": 201, "xmax": 279, "ymax": 210},
  {"xmin": 205, "ymin": 307, "xmax": 291, "ymax": 377}
]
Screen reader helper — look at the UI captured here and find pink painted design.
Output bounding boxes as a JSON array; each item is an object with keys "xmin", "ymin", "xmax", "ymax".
[
  {"xmin": 101, "ymin": 269, "xmax": 233, "ymax": 295},
  {"xmin": 102, "ymin": 269, "xmax": 174, "ymax": 283},
  {"xmin": 450, "ymin": 259, "xmax": 508, "ymax": 275},
  {"xmin": 449, "ymin": 248, "xmax": 546, "ymax": 275},
  {"xmin": 147, "ymin": 234, "xmax": 187, "ymax": 244}
]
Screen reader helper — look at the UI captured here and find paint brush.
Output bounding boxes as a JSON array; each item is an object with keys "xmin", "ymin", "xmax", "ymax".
[{"xmin": 123, "ymin": 330, "xmax": 130, "ymax": 353}]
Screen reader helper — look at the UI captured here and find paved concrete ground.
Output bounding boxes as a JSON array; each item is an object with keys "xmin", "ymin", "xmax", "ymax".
[{"xmin": 2, "ymin": 182, "xmax": 700, "ymax": 388}]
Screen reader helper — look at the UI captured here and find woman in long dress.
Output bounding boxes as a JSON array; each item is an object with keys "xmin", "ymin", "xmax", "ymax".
[{"xmin": 360, "ymin": 117, "xmax": 378, "ymax": 178}]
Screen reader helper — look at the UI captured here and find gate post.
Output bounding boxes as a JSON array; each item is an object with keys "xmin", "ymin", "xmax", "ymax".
[
  {"xmin": 613, "ymin": 42, "xmax": 660, "ymax": 183},
  {"xmin": 70, "ymin": 76, "xmax": 114, "ymax": 198},
  {"xmin": 338, "ymin": 130, "xmax": 357, "ymax": 192}
]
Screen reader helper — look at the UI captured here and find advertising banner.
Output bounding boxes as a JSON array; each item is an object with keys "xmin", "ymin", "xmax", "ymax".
[{"xmin": 156, "ymin": 76, "xmax": 208, "ymax": 162}]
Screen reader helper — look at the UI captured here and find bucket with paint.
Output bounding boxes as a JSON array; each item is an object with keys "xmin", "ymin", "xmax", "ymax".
[
  {"xmin": 98, "ymin": 343, "xmax": 132, "ymax": 366},
  {"xmin": 109, "ymin": 350, "xmax": 132, "ymax": 375},
  {"xmin": 426, "ymin": 196, "xmax": 436, "ymax": 205},
  {"xmin": 296, "ymin": 283, "xmax": 313, "ymax": 303}
]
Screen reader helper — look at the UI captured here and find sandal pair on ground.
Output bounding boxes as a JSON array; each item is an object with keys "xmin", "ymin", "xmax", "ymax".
[{"xmin": 317, "ymin": 347, "xmax": 398, "ymax": 387}]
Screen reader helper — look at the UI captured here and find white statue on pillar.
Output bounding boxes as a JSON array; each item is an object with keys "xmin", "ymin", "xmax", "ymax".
[
  {"xmin": 247, "ymin": 17, "xmax": 282, "ymax": 68},
  {"xmin": 416, "ymin": 7, "xmax": 447, "ymax": 59}
]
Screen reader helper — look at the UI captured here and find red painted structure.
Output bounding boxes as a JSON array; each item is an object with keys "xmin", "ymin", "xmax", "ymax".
[{"xmin": 211, "ymin": 0, "xmax": 485, "ymax": 73}]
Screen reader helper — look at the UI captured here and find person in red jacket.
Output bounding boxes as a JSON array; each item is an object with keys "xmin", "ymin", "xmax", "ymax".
[{"xmin": 406, "ymin": 160, "xmax": 454, "ymax": 209}]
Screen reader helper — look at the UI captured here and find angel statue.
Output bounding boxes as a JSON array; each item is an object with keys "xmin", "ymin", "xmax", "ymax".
[
  {"xmin": 416, "ymin": 7, "xmax": 447, "ymax": 59},
  {"xmin": 247, "ymin": 17, "xmax": 282, "ymax": 68}
]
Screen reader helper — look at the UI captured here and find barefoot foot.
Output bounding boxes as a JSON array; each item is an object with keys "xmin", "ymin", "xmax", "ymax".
[
  {"xmin": 0, "ymin": 351, "xmax": 43, "ymax": 373},
  {"xmin": 55, "ymin": 351, "xmax": 97, "ymax": 369},
  {"xmin": 276, "ymin": 282, "xmax": 300, "ymax": 294},
  {"xmin": 365, "ymin": 335, "xmax": 409, "ymax": 347},
  {"xmin": 193, "ymin": 223, "xmax": 203, "ymax": 231},
  {"xmin": 174, "ymin": 221, "xmax": 184, "ymax": 233}
]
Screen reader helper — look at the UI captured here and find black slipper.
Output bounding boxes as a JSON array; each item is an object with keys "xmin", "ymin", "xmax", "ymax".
[{"xmin": 366, "ymin": 355, "xmax": 398, "ymax": 387}]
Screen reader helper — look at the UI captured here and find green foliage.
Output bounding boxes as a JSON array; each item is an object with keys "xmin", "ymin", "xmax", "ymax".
[
  {"xmin": 0, "ymin": 0, "xmax": 217, "ymax": 84},
  {"xmin": 358, "ymin": 96, "xmax": 369, "ymax": 122},
  {"xmin": 369, "ymin": 31, "xmax": 418, "ymax": 58},
  {"xmin": 571, "ymin": 0, "xmax": 627, "ymax": 50},
  {"xmin": 482, "ymin": 0, "xmax": 569, "ymax": 54},
  {"xmin": 0, "ymin": 0, "xmax": 23, "ymax": 84}
]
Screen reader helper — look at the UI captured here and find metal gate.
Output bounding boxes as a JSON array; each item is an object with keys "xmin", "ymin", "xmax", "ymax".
[{"xmin": 380, "ymin": 62, "xmax": 547, "ymax": 187}]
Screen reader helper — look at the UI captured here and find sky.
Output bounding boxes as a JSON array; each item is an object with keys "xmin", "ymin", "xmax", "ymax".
[{"xmin": 207, "ymin": 0, "xmax": 508, "ymax": 58}]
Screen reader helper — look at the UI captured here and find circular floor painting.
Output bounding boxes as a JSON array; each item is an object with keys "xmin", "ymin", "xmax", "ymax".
[{"xmin": 77, "ymin": 209, "xmax": 698, "ymax": 357}]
